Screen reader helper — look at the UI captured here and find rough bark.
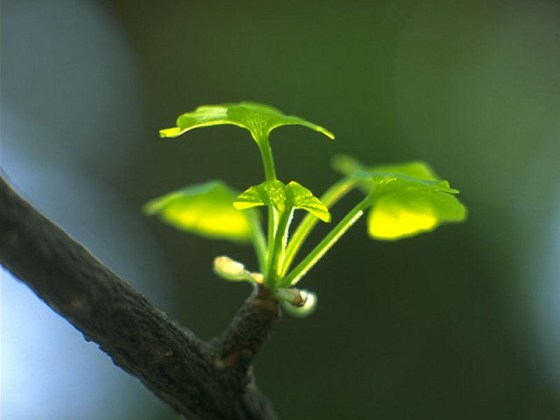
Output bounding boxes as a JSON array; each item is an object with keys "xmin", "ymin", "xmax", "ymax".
[{"xmin": 0, "ymin": 174, "xmax": 280, "ymax": 419}]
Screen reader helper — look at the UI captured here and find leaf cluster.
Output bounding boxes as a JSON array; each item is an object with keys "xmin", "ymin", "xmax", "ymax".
[{"xmin": 145, "ymin": 103, "xmax": 467, "ymax": 316}]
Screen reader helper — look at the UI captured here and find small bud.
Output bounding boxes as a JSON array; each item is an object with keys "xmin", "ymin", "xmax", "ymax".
[
  {"xmin": 282, "ymin": 290, "xmax": 318, "ymax": 317},
  {"xmin": 213, "ymin": 256, "xmax": 253, "ymax": 282},
  {"xmin": 275, "ymin": 288, "xmax": 306, "ymax": 307},
  {"xmin": 250, "ymin": 272, "xmax": 264, "ymax": 284}
]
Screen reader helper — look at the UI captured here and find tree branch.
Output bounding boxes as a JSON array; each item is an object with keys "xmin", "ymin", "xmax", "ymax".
[{"xmin": 0, "ymin": 174, "xmax": 280, "ymax": 420}]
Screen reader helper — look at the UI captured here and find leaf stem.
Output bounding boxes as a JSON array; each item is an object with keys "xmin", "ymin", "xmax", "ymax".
[
  {"xmin": 279, "ymin": 195, "xmax": 370, "ymax": 287},
  {"xmin": 265, "ymin": 208, "xmax": 294, "ymax": 285},
  {"xmin": 281, "ymin": 177, "xmax": 356, "ymax": 276},
  {"xmin": 253, "ymin": 133, "xmax": 279, "ymax": 285},
  {"xmin": 248, "ymin": 212, "xmax": 267, "ymax": 272},
  {"xmin": 258, "ymin": 137, "xmax": 277, "ymax": 181}
]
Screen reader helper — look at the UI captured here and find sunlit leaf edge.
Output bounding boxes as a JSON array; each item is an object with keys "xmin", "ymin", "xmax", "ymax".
[{"xmin": 159, "ymin": 102, "xmax": 335, "ymax": 144}]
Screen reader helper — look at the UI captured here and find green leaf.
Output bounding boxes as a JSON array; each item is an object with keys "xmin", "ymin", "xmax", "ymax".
[
  {"xmin": 160, "ymin": 102, "xmax": 334, "ymax": 145},
  {"xmin": 144, "ymin": 181, "xmax": 256, "ymax": 243},
  {"xmin": 333, "ymin": 155, "xmax": 467, "ymax": 240},
  {"xmin": 366, "ymin": 161, "xmax": 440, "ymax": 181},
  {"xmin": 285, "ymin": 181, "xmax": 331, "ymax": 222},
  {"xmin": 234, "ymin": 180, "xmax": 331, "ymax": 222},
  {"xmin": 367, "ymin": 188, "xmax": 466, "ymax": 240},
  {"xmin": 234, "ymin": 179, "xmax": 286, "ymax": 211},
  {"xmin": 333, "ymin": 155, "xmax": 442, "ymax": 184}
]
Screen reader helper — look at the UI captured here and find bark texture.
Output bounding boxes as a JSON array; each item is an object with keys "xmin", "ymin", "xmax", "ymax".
[{"xmin": 0, "ymin": 175, "xmax": 280, "ymax": 419}]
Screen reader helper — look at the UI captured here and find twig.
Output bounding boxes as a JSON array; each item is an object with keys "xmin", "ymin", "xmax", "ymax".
[{"xmin": 0, "ymin": 174, "xmax": 279, "ymax": 420}]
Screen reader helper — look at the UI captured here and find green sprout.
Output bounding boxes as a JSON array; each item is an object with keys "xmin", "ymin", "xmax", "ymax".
[{"xmin": 145, "ymin": 102, "xmax": 467, "ymax": 316}]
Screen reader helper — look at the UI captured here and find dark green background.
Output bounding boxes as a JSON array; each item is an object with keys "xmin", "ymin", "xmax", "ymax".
[{"xmin": 6, "ymin": 0, "xmax": 560, "ymax": 418}]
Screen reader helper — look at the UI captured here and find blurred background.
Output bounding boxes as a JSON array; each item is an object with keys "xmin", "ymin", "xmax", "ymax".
[{"xmin": 2, "ymin": 0, "xmax": 560, "ymax": 418}]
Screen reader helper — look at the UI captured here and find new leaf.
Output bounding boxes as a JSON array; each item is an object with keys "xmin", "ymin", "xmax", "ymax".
[
  {"xmin": 144, "ymin": 181, "xmax": 256, "ymax": 243},
  {"xmin": 160, "ymin": 102, "xmax": 334, "ymax": 146},
  {"xmin": 160, "ymin": 102, "xmax": 334, "ymax": 181},
  {"xmin": 334, "ymin": 156, "xmax": 467, "ymax": 240},
  {"xmin": 234, "ymin": 180, "xmax": 331, "ymax": 222},
  {"xmin": 367, "ymin": 187, "xmax": 466, "ymax": 240}
]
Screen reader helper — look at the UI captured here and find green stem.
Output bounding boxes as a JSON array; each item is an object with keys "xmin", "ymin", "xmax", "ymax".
[
  {"xmin": 254, "ymin": 133, "xmax": 279, "ymax": 284},
  {"xmin": 265, "ymin": 208, "xmax": 294, "ymax": 285},
  {"xmin": 264, "ymin": 206, "xmax": 277, "ymax": 286},
  {"xmin": 280, "ymin": 177, "xmax": 357, "ymax": 276},
  {"xmin": 279, "ymin": 195, "xmax": 370, "ymax": 287},
  {"xmin": 248, "ymin": 213, "xmax": 267, "ymax": 272},
  {"xmin": 258, "ymin": 136, "xmax": 277, "ymax": 181}
]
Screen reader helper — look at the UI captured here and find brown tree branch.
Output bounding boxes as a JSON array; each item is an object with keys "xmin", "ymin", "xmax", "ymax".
[{"xmin": 0, "ymin": 174, "xmax": 280, "ymax": 420}]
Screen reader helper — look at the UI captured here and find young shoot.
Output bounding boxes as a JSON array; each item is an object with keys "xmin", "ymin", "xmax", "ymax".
[{"xmin": 145, "ymin": 102, "xmax": 467, "ymax": 316}]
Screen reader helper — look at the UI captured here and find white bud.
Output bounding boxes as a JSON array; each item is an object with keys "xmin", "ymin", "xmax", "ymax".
[{"xmin": 213, "ymin": 256, "xmax": 251, "ymax": 281}]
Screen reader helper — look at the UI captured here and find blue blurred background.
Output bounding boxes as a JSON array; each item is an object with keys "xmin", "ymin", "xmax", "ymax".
[{"xmin": 2, "ymin": 0, "xmax": 560, "ymax": 418}]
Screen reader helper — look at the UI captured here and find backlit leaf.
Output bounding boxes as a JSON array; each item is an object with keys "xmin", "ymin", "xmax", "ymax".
[
  {"xmin": 367, "ymin": 188, "xmax": 466, "ymax": 240},
  {"xmin": 144, "ymin": 181, "xmax": 256, "ymax": 243},
  {"xmin": 285, "ymin": 181, "xmax": 331, "ymax": 222},
  {"xmin": 333, "ymin": 155, "xmax": 467, "ymax": 240},
  {"xmin": 160, "ymin": 102, "xmax": 334, "ymax": 146},
  {"xmin": 333, "ymin": 155, "xmax": 442, "ymax": 186},
  {"xmin": 233, "ymin": 180, "xmax": 286, "ymax": 211},
  {"xmin": 234, "ymin": 180, "xmax": 330, "ymax": 222},
  {"xmin": 365, "ymin": 161, "xmax": 440, "ymax": 181}
]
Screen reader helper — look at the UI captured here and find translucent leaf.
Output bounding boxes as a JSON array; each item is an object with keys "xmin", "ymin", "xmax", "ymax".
[
  {"xmin": 234, "ymin": 180, "xmax": 286, "ymax": 211},
  {"xmin": 159, "ymin": 127, "xmax": 182, "ymax": 137},
  {"xmin": 368, "ymin": 189, "xmax": 466, "ymax": 240},
  {"xmin": 144, "ymin": 181, "xmax": 255, "ymax": 243},
  {"xmin": 333, "ymin": 155, "xmax": 467, "ymax": 240},
  {"xmin": 333, "ymin": 155, "xmax": 441, "ymax": 184},
  {"xmin": 160, "ymin": 102, "xmax": 334, "ymax": 146},
  {"xmin": 234, "ymin": 180, "xmax": 330, "ymax": 222},
  {"xmin": 285, "ymin": 181, "xmax": 331, "ymax": 222}
]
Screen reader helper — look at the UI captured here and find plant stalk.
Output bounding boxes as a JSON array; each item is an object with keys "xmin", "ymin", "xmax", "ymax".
[
  {"xmin": 281, "ymin": 177, "xmax": 356, "ymax": 276},
  {"xmin": 265, "ymin": 208, "xmax": 294, "ymax": 285},
  {"xmin": 258, "ymin": 137, "xmax": 277, "ymax": 182},
  {"xmin": 280, "ymin": 195, "xmax": 370, "ymax": 287}
]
